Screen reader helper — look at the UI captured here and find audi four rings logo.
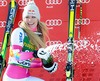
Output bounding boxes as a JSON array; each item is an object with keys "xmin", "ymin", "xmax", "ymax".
[
  {"xmin": 0, "ymin": 0, "xmax": 90, "ymax": 7},
  {"xmin": 18, "ymin": 0, "xmax": 34, "ymax": 6},
  {"xmin": 74, "ymin": 40, "xmax": 90, "ymax": 47},
  {"xmin": 45, "ymin": 19, "xmax": 62, "ymax": 26},
  {"xmin": 77, "ymin": 0, "xmax": 90, "ymax": 7},
  {"xmin": 75, "ymin": 18, "xmax": 90, "ymax": 25},
  {"xmin": 0, "ymin": 21, "xmax": 6, "ymax": 27},
  {"xmin": 46, "ymin": 41, "xmax": 62, "ymax": 46},
  {"xmin": 77, "ymin": 0, "xmax": 90, "ymax": 3},
  {"xmin": 45, "ymin": 0, "xmax": 62, "ymax": 5},
  {"xmin": 0, "ymin": 0, "xmax": 7, "ymax": 7}
]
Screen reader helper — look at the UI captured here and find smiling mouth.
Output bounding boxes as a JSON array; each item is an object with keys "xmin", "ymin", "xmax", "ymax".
[{"xmin": 28, "ymin": 23, "xmax": 34, "ymax": 25}]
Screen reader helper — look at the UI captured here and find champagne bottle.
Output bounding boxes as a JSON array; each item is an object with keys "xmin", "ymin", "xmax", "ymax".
[{"xmin": 41, "ymin": 55, "xmax": 54, "ymax": 68}]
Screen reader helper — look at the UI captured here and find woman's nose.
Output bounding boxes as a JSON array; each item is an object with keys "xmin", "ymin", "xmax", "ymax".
[{"xmin": 29, "ymin": 18, "xmax": 32, "ymax": 21}]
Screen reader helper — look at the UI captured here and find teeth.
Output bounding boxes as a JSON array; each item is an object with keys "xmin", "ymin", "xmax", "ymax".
[{"xmin": 28, "ymin": 23, "xmax": 34, "ymax": 25}]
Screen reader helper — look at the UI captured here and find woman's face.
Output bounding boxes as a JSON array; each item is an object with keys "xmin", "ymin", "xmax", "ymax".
[{"xmin": 24, "ymin": 15, "xmax": 38, "ymax": 29}]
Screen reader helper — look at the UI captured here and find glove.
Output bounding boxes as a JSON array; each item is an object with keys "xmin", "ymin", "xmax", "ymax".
[
  {"xmin": 37, "ymin": 48, "xmax": 50, "ymax": 60},
  {"xmin": 37, "ymin": 48, "xmax": 58, "ymax": 73},
  {"xmin": 43, "ymin": 62, "xmax": 58, "ymax": 73}
]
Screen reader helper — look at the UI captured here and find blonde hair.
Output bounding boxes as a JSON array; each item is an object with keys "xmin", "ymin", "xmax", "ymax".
[{"xmin": 20, "ymin": 21, "xmax": 49, "ymax": 48}]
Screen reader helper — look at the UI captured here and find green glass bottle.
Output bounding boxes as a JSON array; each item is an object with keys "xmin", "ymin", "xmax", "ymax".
[{"xmin": 41, "ymin": 55, "xmax": 54, "ymax": 68}]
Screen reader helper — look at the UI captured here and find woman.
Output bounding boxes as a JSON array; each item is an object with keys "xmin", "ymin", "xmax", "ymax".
[{"xmin": 3, "ymin": 1, "xmax": 58, "ymax": 81}]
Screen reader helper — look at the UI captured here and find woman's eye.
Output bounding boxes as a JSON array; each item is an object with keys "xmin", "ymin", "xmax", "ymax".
[
  {"xmin": 32, "ymin": 16, "xmax": 36, "ymax": 18},
  {"xmin": 26, "ymin": 16, "xmax": 29, "ymax": 18}
]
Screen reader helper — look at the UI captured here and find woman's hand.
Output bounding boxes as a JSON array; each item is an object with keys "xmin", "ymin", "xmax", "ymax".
[{"xmin": 37, "ymin": 48, "xmax": 50, "ymax": 60}]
